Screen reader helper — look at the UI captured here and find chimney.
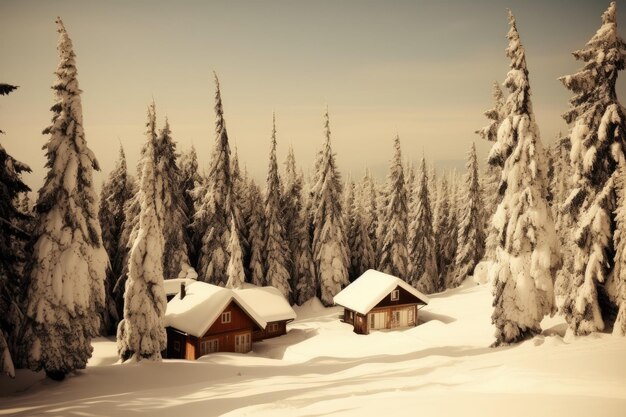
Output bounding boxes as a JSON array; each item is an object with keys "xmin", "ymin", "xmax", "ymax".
[{"xmin": 180, "ymin": 282, "xmax": 186, "ymax": 300}]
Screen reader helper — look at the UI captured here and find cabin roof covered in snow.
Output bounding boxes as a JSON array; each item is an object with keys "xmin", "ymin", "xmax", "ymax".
[
  {"xmin": 234, "ymin": 286, "xmax": 297, "ymax": 323},
  {"xmin": 164, "ymin": 281, "xmax": 267, "ymax": 337},
  {"xmin": 333, "ymin": 269, "xmax": 430, "ymax": 315}
]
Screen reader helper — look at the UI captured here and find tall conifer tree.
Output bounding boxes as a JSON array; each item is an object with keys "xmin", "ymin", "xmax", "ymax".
[{"xmin": 24, "ymin": 19, "xmax": 107, "ymax": 380}]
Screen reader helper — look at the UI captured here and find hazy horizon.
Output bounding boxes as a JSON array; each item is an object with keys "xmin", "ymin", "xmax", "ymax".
[{"xmin": 1, "ymin": 0, "xmax": 625, "ymax": 194}]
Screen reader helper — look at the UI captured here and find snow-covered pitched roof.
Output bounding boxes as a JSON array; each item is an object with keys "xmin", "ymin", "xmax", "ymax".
[
  {"xmin": 164, "ymin": 281, "xmax": 267, "ymax": 337},
  {"xmin": 163, "ymin": 278, "xmax": 196, "ymax": 296},
  {"xmin": 333, "ymin": 269, "xmax": 430, "ymax": 315},
  {"xmin": 234, "ymin": 286, "xmax": 297, "ymax": 323}
]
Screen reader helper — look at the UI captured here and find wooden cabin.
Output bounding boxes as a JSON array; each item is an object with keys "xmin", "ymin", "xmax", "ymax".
[
  {"xmin": 234, "ymin": 286, "xmax": 297, "ymax": 341},
  {"xmin": 333, "ymin": 269, "xmax": 430, "ymax": 335},
  {"xmin": 164, "ymin": 282, "xmax": 267, "ymax": 359}
]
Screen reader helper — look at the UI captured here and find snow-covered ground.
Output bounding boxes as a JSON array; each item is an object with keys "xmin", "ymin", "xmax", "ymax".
[{"xmin": 1, "ymin": 280, "xmax": 625, "ymax": 416}]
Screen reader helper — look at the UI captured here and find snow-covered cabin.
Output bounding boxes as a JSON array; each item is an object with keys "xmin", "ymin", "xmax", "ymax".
[
  {"xmin": 333, "ymin": 269, "xmax": 430, "ymax": 335},
  {"xmin": 234, "ymin": 286, "xmax": 297, "ymax": 341},
  {"xmin": 164, "ymin": 281, "xmax": 266, "ymax": 359}
]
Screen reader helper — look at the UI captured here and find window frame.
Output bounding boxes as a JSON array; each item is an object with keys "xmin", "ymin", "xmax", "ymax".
[
  {"xmin": 391, "ymin": 289, "xmax": 400, "ymax": 301},
  {"xmin": 221, "ymin": 311, "xmax": 232, "ymax": 324}
]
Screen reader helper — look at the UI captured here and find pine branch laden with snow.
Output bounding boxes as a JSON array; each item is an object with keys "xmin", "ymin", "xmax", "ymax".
[
  {"xmin": 226, "ymin": 217, "xmax": 246, "ymax": 289},
  {"xmin": 179, "ymin": 146, "xmax": 202, "ymax": 267},
  {"xmin": 116, "ymin": 103, "xmax": 167, "ymax": 362},
  {"xmin": 476, "ymin": 81, "xmax": 506, "ymax": 143},
  {"xmin": 377, "ymin": 135, "xmax": 410, "ymax": 280},
  {"xmin": 559, "ymin": 1, "xmax": 626, "ymax": 335},
  {"xmin": 611, "ymin": 168, "xmax": 626, "ymax": 335},
  {"xmin": 194, "ymin": 73, "xmax": 233, "ymax": 286},
  {"xmin": 0, "ymin": 83, "xmax": 31, "ymax": 378},
  {"xmin": 23, "ymin": 18, "xmax": 106, "ymax": 380},
  {"xmin": 408, "ymin": 157, "xmax": 438, "ymax": 294},
  {"xmin": 97, "ymin": 145, "xmax": 132, "ymax": 335},
  {"xmin": 451, "ymin": 143, "xmax": 485, "ymax": 288},
  {"xmin": 263, "ymin": 115, "xmax": 291, "ymax": 299},
  {"xmin": 312, "ymin": 110, "xmax": 349, "ymax": 306},
  {"xmin": 489, "ymin": 11, "xmax": 560, "ymax": 346},
  {"xmin": 246, "ymin": 180, "xmax": 266, "ymax": 286}
]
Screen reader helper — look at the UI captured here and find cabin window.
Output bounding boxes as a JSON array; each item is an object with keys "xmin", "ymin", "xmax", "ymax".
[
  {"xmin": 221, "ymin": 311, "xmax": 232, "ymax": 324},
  {"xmin": 391, "ymin": 289, "xmax": 400, "ymax": 301},
  {"xmin": 173, "ymin": 341, "xmax": 181, "ymax": 351},
  {"xmin": 200, "ymin": 339, "xmax": 219, "ymax": 355},
  {"xmin": 267, "ymin": 323, "xmax": 279, "ymax": 333}
]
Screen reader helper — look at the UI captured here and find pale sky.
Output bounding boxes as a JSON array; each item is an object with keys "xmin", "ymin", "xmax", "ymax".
[{"xmin": 1, "ymin": 0, "xmax": 625, "ymax": 192}]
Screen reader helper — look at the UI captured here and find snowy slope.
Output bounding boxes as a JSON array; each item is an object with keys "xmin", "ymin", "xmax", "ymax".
[{"xmin": 1, "ymin": 279, "xmax": 625, "ymax": 417}]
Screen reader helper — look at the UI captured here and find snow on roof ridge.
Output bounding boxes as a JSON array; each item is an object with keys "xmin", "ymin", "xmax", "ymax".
[{"xmin": 333, "ymin": 269, "xmax": 430, "ymax": 315}]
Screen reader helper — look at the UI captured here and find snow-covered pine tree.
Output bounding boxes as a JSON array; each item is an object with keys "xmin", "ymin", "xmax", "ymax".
[
  {"xmin": 408, "ymin": 157, "xmax": 438, "ymax": 293},
  {"xmin": 23, "ymin": 18, "xmax": 107, "ymax": 380},
  {"xmin": 178, "ymin": 146, "xmax": 202, "ymax": 268},
  {"xmin": 551, "ymin": 136, "xmax": 577, "ymax": 308},
  {"xmin": 98, "ymin": 145, "xmax": 133, "ymax": 335},
  {"xmin": 155, "ymin": 118, "xmax": 190, "ymax": 279},
  {"xmin": 294, "ymin": 196, "xmax": 317, "ymax": 304},
  {"xmin": 312, "ymin": 109, "xmax": 349, "ymax": 306},
  {"xmin": 116, "ymin": 103, "xmax": 167, "ymax": 362},
  {"xmin": 230, "ymin": 146, "xmax": 249, "ymax": 276},
  {"xmin": 434, "ymin": 175, "xmax": 455, "ymax": 290},
  {"xmin": 194, "ymin": 73, "xmax": 233, "ymax": 286},
  {"xmin": 477, "ymin": 82, "xmax": 506, "ymax": 262},
  {"xmin": 451, "ymin": 142, "xmax": 485, "ymax": 288},
  {"xmin": 428, "ymin": 163, "xmax": 438, "ymax": 218},
  {"xmin": 0, "ymin": 84, "xmax": 31, "ymax": 378},
  {"xmin": 282, "ymin": 146, "xmax": 306, "ymax": 302},
  {"xmin": 246, "ymin": 180, "xmax": 265, "ymax": 286},
  {"xmin": 559, "ymin": 1, "xmax": 626, "ymax": 335},
  {"xmin": 112, "ymin": 175, "xmax": 138, "ymax": 319},
  {"xmin": 363, "ymin": 169, "xmax": 379, "ymax": 259},
  {"xmin": 226, "ymin": 217, "xmax": 245, "ymax": 289},
  {"xmin": 489, "ymin": 11, "xmax": 559, "ymax": 346},
  {"xmin": 343, "ymin": 180, "xmax": 356, "ymax": 274},
  {"xmin": 348, "ymin": 185, "xmax": 376, "ymax": 280},
  {"xmin": 378, "ymin": 134, "xmax": 410, "ymax": 279},
  {"xmin": 263, "ymin": 115, "xmax": 291, "ymax": 299}
]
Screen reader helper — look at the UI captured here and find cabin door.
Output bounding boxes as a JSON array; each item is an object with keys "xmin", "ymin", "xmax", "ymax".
[
  {"xmin": 369, "ymin": 311, "xmax": 387, "ymax": 330},
  {"xmin": 235, "ymin": 332, "xmax": 251, "ymax": 353}
]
